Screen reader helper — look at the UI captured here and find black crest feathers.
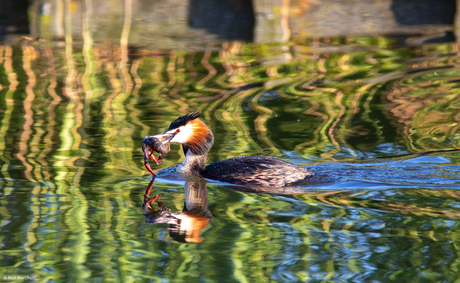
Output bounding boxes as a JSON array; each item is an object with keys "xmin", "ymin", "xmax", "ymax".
[{"xmin": 168, "ymin": 112, "xmax": 201, "ymax": 130}]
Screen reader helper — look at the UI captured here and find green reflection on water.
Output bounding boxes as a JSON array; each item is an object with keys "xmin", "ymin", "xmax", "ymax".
[{"xmin": 0, "ymin": 39, "xmax": 460, "ymax": 281}]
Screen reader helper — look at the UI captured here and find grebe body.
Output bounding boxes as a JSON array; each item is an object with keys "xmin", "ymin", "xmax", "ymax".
[{"xmin": 153, "ymin": 112, "xmax": 313, "ymax": 187}]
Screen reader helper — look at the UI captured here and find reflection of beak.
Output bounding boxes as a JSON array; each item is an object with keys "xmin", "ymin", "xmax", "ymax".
[{"xmin": 153, "ymin": 129, "xmax": 178, "ymax": 144}]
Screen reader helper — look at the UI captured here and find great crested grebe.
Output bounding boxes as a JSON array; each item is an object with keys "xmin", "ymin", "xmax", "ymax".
[{"xmin": 150, "ymin": 112, "xmax": 314, "ymax": 187}]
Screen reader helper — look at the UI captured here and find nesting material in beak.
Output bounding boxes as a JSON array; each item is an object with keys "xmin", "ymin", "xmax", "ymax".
[{"xmin": 142, "ymin": 135, "xmax": 172, "ymax": 175}]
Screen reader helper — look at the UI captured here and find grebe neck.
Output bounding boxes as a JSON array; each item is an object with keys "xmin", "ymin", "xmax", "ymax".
[{"xmin": 180, "ymin": 148, "xmax": 207, "ymax": 176}]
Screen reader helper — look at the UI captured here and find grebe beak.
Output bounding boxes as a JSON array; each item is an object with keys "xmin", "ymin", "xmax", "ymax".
[{"xmin": 153, "ymin": 128, "xmax": 180, "ymax": 144}]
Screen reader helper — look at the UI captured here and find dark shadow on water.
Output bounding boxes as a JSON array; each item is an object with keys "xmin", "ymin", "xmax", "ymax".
[
  {"xmin": 0, "ymin": 0, "xmax": 29, "ymax": 43},
  {"xmin": 391, "ymin": 0, "xmax": 455, "ymax": 26},
  {"xmin": 188, "ymin": 0, "xmax": 254, "ymax": 40}
]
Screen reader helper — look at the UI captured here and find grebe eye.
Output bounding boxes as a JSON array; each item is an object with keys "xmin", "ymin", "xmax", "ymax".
[{"xmin": 176, "ymin": 129, "xmax": 180, "ymax": 133}]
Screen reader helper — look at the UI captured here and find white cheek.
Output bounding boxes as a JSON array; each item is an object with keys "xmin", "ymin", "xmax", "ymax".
[{"xmin": 170, "ymin": 124, "xmax": 193, "ymax": 143}]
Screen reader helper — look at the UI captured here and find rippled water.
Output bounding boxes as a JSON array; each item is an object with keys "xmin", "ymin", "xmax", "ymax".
[{"xmin": 1, "ymin": 38, "xmax": 460, "ymax": 281}]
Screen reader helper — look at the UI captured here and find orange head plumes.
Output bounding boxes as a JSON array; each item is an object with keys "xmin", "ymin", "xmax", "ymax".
[{"xmin": 158, "ymin": 112, "xmax": 214, "ymax": 155}]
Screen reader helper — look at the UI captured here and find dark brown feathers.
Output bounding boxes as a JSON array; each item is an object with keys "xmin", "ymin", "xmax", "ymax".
[{"xmin": 202, "ymin": 155, "xmax": 313, "ymax": 187}]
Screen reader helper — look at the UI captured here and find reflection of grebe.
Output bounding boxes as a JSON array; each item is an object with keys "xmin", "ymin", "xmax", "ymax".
[
  {"xmin": 144, "ymin": 180, "xmax": 212, "ymax": 243},
  {"xmin": 152, "ymin": 112, "xmax": 313, "ymax": 187}
]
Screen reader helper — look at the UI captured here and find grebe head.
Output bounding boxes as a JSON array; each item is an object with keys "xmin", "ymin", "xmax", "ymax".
[{"xmin": 153, "ymin": 112, "xmax": 214, "ymax": 155}]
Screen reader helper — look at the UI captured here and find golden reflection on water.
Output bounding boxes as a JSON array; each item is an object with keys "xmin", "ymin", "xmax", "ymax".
[
  {"xmin": 1, "ymin": 40, "xmax": 460, "ymax": 180},
  {"xmin": 1, "ymin": 38, "xmax": 460, "ymax": 281}
]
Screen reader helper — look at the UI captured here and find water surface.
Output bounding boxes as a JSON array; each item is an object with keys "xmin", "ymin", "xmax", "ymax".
[{"xmin": 1, "ymin": 38, "xmax": 460, "ymax": 281}]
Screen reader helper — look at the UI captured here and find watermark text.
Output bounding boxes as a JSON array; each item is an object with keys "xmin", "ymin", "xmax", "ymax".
[{"xmin": 3, "ymin": 275, "xmax": 38, "ymax": 281}]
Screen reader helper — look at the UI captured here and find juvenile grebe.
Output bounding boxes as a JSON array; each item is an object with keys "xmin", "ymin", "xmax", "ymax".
[{"xmin": 151, "ymin": 112, "xmax": 313, "ymax": 187}]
